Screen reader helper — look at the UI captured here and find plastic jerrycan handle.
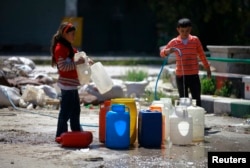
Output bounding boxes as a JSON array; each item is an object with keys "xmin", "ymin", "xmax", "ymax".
[{"xmin": 125, "ymin": 106, "xmax": 130, "ymax": 113}]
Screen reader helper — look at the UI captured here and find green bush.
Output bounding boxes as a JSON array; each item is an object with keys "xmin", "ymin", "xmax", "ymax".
[
  {"xmin": 215, "ymin": 80, "xmax": 233, "ymax": 97},
  {"xmin": 143, "ymin": 89, "xmax": 177, "ymax": 104},
  {"xmin": 123, "ymin": 69, "xmax": 148, "ymax": 81},
  {"xmin": 201, "ymin": 77, "xmax": 216, "ymax": 95}
]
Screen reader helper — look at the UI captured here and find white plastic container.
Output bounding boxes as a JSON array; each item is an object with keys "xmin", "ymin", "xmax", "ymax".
[
  {"xmin": 187, "ymin": 106, "xmax": 206, "ymax": 142},
  {"xmin": 151, "ymin": 99, "xmax": 171, "ymax": 143},
  {"xmin": 160, "ymin": 98, "xmax": 174, "ymax": 143},
  {"xmin": 160, "ymin": 97, "xmax": 173, "ymax": 115},
  {"xmin": 90, "ymin": 62, "xmax": 113, "ymax": 94},
  {"xmin": 179, "ymin": 97, "xmax": 192, "ymax": 106},
  {"xmin": 169, "ymin": 106, "xmax": 193, "ymax": 145},
  {"xmin": 74, "ymin": 52, "xmax": 91, "ymax": 85}
]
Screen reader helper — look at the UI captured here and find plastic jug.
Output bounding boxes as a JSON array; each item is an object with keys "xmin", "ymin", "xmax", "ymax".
[
  {"xmin": 149, "ymin": 104, "xmax": 165, "ymax": 145},
  {"xmin": 74, "ymin": 51, "xmax": 91, "ymax": 85},
  {"xmin": 160, "ymin": 97, "xmax": 174, "ymax": 115},
  {"xmin": 105, "ymin": 104, "xmax": 130, "ymax": 149},
  {"xmin": 138, "ymin": 109, "xmax": 162, "ymax": 148},
  {"xmin": 99, "ymin": 100, "xmax": 111, "ymax": 143},
  {"xmin": 187, "ymin": 105, "xmax": 206, "ymax": 142},
  {"xmin": 169, "ymin": 105, "xmax": 193, "ymax": 145},
  {"xmin": 160, "ymin": 97, "xmax": 173, "ymax": 143},
  {"xmin": 175, "ymin": 97, "xmax": 192, "ymax": 107},
  {"xmin": 56, "ymin": 131, "xmax": 93, "ymax": 148},
  {"xmin": 90, "ymin": 62, "xmax": 113, "ymax": 94},
  {"xmin": 111, "ymin": 98, "xmax": 137, "ymax": 145},
  {"xmin": 174, "ymin": 98, "xmax": 192, "ymax": 117},
  {"xmin": 151, "ymin": 99, "xmax": 172, "ymax": 143}
]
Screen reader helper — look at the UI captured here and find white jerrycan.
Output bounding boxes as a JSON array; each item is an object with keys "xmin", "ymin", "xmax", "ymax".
[
  {"xmin": 90, "ymin": 62, "xmax": 113, "ymax": 94},
  {"xmin": 169, "ymin": 105, "xmax": 193, "ymax": 145},
  {"xmin": 187, "ymin": 105, "xmax": 206, "ymax": 142},
  {"xmin": 74, "ymin": 51, "xmax": 91, "ymax": 85}
]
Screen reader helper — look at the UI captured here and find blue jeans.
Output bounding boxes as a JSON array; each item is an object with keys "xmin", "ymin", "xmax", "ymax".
[{"xmin": 56, "ymin": 89, "xmax": 83, "ymax": 137}]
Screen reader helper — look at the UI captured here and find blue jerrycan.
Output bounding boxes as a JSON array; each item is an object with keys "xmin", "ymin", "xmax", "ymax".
[
  {"xmin": 105, "ymin": 104, "xmax": 130, "ymax": 149},
  {"xmin": 138, "ymin": 109, "xmax": 162, "ymax": 148}
]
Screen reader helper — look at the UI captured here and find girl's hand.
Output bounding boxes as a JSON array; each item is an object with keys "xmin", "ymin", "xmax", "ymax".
[
  {"xmin": 75, "ymin": 57, "xmax": 85, "ymax": 65},
  {"xmin": 88, "ymin": 58, "xmax": 94, "ymax": 65}
]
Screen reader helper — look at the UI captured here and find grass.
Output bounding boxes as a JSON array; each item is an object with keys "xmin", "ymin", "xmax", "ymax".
[
  {"xmin": 123, "ymin": 69, "xmax": 148, "ymax": 81},
  {"xmin": 142, "ymin": 89, "xmax": 178, "ymax": 104}
]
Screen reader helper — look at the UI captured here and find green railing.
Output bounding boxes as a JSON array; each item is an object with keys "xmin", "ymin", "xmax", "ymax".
[
  {"xmin": 207, "ymin": 57, "xmax": 250, "ymax": 64},
  {"xmin": 205, "ymin": 52, "xmax": 250, "ymax": 64}
]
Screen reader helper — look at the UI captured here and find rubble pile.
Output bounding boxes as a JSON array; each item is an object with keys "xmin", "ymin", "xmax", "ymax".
[{"xmin": 0, "ymin": 57, "xmax": 125, "ymax": 109}]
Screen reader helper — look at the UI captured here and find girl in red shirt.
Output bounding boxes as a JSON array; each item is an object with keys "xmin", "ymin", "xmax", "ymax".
[{"xmin": 50, "ymin": 22, "xmax": 88, "ymax": 140}]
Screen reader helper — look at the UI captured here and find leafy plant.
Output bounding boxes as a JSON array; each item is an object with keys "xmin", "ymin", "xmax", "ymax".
[
  {"xmin": 142, "ymin": 89, "xmax": 177, "ymax": 104},
  {"xmin": 161, "ymin": 70, "xmax": 171, "ymax": 83},
  {"xmin": 123, "ymin": 69, "xmax": 148, "ymax": 81},
  {"xmin": 201, "ymin": 77, "xmax": 216, "ymax": 95},
  {"xmin": 215, "ymin": 80, "xmax": 233, "ymax": 97}
]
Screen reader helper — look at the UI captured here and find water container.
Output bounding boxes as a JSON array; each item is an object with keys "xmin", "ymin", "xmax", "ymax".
[
  {"xmin": 187, "ymin": 105, "xmax": 206, "ymax": 142},
  {"xmin": 160, "ymin": 98, "xmax": 174, "ymax": 143},
  {"xmin": 160, "ymin": 98, "xmax": 174, "ymax": 115},
  {"xmin": 169, "ymin": 106, "xmax": 193, "ymax": 145},
  {"xmin": 149, "ymin": 104, "xmax": 165, "ymax": 145},
  {"xmin": 175, "ymin": 97, "xmax": 192, "ymax": 107},
  {"xmin": 105, "ymin": 104, "xmax": 130, "ymax": 149},
  {"xmin": 90, "ymin": 62, "xmax": 113, "ymax": 94},
  {"xmin": 111, "ymin": 98, "xmax": 137, "ymax": 144},
  {"xmin": 99, "ymin": 100, "xmax": 111, "ymax": 143},
  {"xmin": 138, "ymin": 109, "xmax": 162, "ymax": 148},
  {"xmin": 151, "ymin": 99, "xmax": 173, "ymax": 143},
  {"xmin": 56, "ymin": 131, "xmax": 93, "ymax": 148},
  {"xmin": 74, "ymin": 52, "xmax": 91, "ymax": 85}
]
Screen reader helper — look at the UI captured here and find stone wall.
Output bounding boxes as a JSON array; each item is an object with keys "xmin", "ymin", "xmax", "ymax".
[{"xmin": 207, "ymin": 46, "xmax": 250, "ymax": 75}]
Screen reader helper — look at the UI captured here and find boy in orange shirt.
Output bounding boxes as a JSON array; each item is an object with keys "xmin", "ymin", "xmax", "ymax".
[{"xmin": 160, "ymin": 18, "xmax": 211, "ymax": 106}]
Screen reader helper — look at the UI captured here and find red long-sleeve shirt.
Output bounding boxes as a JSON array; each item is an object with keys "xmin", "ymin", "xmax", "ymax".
[
  {"xmin": 54, "ymin": 42, "xmax": 80, "ymax": 86},
  {"xmin": 161, "ymin": 35, "xmax": 210, "ymax": 76}
]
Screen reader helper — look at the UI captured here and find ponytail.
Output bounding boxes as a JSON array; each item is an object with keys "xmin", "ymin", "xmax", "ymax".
[{"xmin": 50, "ymin": 32, "xmax": 60, "ymax": 67}]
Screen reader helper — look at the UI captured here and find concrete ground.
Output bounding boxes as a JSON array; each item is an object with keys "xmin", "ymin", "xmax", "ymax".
[{"xmin": 0, "ymin": 105, "xmax": 250, "ymax": 168}]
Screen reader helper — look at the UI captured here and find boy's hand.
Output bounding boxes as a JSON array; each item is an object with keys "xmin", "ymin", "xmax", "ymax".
[
  {"xmin": 160, "ymin": 48, "xmax": 176, "ymax": 57},
  {"xmin": 207, "ymin": 68, "xmax": 211, "ymax": 78},
  {"xmin": 160, "ymin": 48, "xmax": 170, "ymax": 57}
]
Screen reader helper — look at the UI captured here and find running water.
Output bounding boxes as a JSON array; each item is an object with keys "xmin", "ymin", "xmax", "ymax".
[{"xmin": 172, "ymin": 48, "xmax": 186, "ymax": 97}]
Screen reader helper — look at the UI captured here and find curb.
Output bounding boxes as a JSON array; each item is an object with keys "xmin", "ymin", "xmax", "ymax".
[{"xmin": 201, "ymin": 95, "xmax": 250, "ymax": 118}]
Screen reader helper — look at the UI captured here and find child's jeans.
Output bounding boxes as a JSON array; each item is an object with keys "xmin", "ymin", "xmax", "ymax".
[{"xmin": 56, "ymin": 89, "xmax": 83, "ymax": 137}]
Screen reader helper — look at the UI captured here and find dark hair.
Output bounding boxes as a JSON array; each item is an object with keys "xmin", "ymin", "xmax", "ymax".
[
  {"xmin": 177, "ymin": 18, "xmax": 192, "ymax": 28},
  {"xmin": 50, "ymin": 22, "xmax": 76, "ymax": 67}
]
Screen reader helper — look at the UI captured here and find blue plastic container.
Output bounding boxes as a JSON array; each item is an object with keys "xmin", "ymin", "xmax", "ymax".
[
  {"xmin": 105, "ymin": 104, "xmax": 130, "ymax": 149},
  {"xmin": 138, "ymin": 109, "xmax": 162, "ymax": 148}
]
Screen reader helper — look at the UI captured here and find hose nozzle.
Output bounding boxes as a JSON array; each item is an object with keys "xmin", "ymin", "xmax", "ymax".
[{"xmin": 171, "ymin": 47, "xmax": 182, "ymax": 57}]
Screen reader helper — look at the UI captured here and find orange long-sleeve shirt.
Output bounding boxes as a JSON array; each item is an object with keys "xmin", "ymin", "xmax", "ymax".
[{"xmin": 161, "ymin": 35, "xmax": 210, "ymax": 76}]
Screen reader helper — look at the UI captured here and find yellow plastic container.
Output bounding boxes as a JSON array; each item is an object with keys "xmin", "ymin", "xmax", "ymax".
[{"xmin": 111, "ymin": 98, "xmax": 137, "ymax": 145}]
